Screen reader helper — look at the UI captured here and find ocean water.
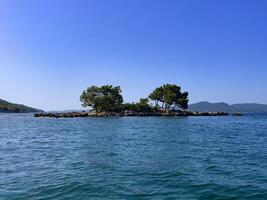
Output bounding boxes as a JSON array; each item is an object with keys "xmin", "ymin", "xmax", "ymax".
[{"xmin": 0, "ymin": 114, "xmax": 267, "ymax": 200}]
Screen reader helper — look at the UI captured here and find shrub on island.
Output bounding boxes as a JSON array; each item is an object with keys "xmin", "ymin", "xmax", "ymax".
[{"xmin": 80, "ymin": 84, "xmax": 189, "ymax": 115}]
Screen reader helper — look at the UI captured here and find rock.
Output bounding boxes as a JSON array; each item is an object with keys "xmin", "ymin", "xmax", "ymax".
[
  {"xmin": 233, "ymin": 113, "xmax": 243, "ymax": 116},
  {"xmin": 34, "ymin": 110, "xmax": 231, "ymax": 118}
]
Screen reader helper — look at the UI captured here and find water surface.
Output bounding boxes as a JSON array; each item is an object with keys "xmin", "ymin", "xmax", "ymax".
[{"xmin": 1, "ymin": 114, "xmax": 267, "ymax": 199}]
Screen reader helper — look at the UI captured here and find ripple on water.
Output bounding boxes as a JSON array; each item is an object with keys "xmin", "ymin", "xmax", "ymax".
[{"xmin": 0, "ymin": 114, "xmax": 267, "ymax": 199}]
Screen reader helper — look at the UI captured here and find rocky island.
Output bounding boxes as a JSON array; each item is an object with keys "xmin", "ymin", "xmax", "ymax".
[
  {"xmin": 34, "ymin": 110, "xmax": 229, "ymax": 118},
  {"xmin": 34, "ymin": 84, "xmax": 239, "ymax": 118}
]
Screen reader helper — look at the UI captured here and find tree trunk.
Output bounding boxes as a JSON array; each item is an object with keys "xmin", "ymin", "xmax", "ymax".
[
  {"xmin": 164, "ymin": 103, "xmax": 167, "ymax": 112},
  {"xmin": 155, "ymin": 100, "xmax": 159, "ymax": 107},
  {"xmin": 166, "ymin": 104, "xmax": 171, "ymax": 114}
]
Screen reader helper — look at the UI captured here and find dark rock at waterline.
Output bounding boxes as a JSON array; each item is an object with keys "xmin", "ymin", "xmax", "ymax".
[
  {"xmin": 233, "ymin": 112, "xmax": 243, "ymax": 116},
  {"xmin": 34, "ymin": 110, "xmax": 230, "ymax": 118}
]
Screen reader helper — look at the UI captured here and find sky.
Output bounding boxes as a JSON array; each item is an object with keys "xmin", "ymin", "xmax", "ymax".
[{"xmin": 0, "ymin": 0, "xmax": 266, "ymax": 111}]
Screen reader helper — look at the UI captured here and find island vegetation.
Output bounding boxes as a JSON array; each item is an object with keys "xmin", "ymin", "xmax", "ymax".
[
  {"xmin": 35, "ymin": 84, "xmax": 230, "ymax": 117},
  {"xmin": 79, "ymin": 84, "xmax": 189, "ymax": 116}
]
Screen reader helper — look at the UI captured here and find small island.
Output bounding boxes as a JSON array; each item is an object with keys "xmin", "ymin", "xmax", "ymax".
[{"xmin": 35, "ymin": 84, "xmax": 233, "ymax": 118}]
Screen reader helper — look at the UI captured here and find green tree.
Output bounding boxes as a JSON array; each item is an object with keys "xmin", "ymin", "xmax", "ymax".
[
  {"xmin": 149, "ymin": 84, "xmax": 189, "ymax": 112},
  {"xmin": 148, "ymin": 87, "xmax": 164, "ymax": 107},
  {"xmin": 121, "ymin": 103, "xmax": 137, "ymax": 112},
  {"xmin": 135, "ymin": 98, "xmax": 153, "ymax": 112},
  {"xmin": 80, "ymin": 85, "xmax": 123, "ymax": 114},
  {"xmin": 176, "ymin": 91, "xmax": 189, "ymax": 110}
]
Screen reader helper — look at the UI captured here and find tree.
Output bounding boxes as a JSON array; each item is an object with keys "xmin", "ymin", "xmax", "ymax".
[
  {"xmin": 149, "ymin": 84, "xmax": 189, "ymax": 112},
  {"xmin": 176, "ymin": 91, "xmax": 189, "ymax": 110},
  {"xmin": 121, "ymin": 102, "xmax": 137, "ymax": 112},
  {"xmin": 135, "ymin": 98, "xmax": 153, "ymax": 112},
  {"xmin": 148, "ymin": 87, "xmax": 164, "ymax": 108},
  {"xmin": 80, "ymin": 85, "xmax": 123, "ymax": 114}
]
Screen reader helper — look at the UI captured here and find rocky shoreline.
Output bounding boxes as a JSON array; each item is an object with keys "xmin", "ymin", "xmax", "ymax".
[{"xmin": 34, "ymin": 110, "xmax": 236, "ymax": 118}]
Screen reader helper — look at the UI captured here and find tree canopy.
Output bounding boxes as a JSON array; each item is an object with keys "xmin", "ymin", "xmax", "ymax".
[
  {"xmin": 149, "ymin": 84, "xmax": 189, "ymax": 111},
  {"xmin": 135, "ymin": 98, "xmax": 153, "ymax": 112},
  {"xmin": 120, "ymin": 98, "xmax": 153, "ymax": 113},
  {"xmin": 80, "ymin": 83, "xmax": 189, "ymax": 114},
  {"xmin": 80, "ymin": 85, "xmax": 123, "ymax": 113}
]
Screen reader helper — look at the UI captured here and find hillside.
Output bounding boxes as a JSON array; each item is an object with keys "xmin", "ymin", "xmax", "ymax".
[
  {"xmin": 189, "ymin": 102, "xmax": 267, "ymax": 113},
  {"xmin": 231, "ymin": 103, "xmax": 267, "ymax": 113},
  {"xmin": 0, "ymin": 99, "xmax": 43, "ymax": 113}
]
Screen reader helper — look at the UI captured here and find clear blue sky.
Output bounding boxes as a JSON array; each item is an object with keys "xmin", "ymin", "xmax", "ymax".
[{"xmin": 0, "ymin": 0, "xmax": 266, "ymax": 111}]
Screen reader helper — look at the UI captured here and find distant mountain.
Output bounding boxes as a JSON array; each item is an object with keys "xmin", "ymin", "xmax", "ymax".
[
  {"xmin": 231, "ymin": 103, "xmax": 267, "ymax": 113},
  {"xmin": 0, "ymin": 99, "xmax": 43, "ymax": 113},
  {"xmin": 189, "ymin": 102, "xmax": 235, "ymax": 112},
  {"xmin": 189, "ymin": 102, "xmax": 267, "ymax": 113}
]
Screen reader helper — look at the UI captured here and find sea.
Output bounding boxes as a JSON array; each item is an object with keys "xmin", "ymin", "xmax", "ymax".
[{"xmin": 0, "ymin": 113, "xmax": 267, "ymax": 199}]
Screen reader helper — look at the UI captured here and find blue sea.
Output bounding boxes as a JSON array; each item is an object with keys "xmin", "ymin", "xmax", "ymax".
[{"xmin": 0, "ymin": 113, "xmax": 267, "ymax": 199}]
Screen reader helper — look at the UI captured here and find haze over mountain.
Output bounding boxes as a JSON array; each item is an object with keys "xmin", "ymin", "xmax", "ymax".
[
  {"xmin": 189, "ymin": 102, "xmax": 267, "ymax": 113},
  {"xmin": 0, "ymin": 99, "xmax": 43, "ymax": 113}
]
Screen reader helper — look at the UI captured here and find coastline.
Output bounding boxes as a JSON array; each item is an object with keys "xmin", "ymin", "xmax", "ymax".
[{"xmin": 34, "ymin": 111, "xmax": 233, "ymax": 118}]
